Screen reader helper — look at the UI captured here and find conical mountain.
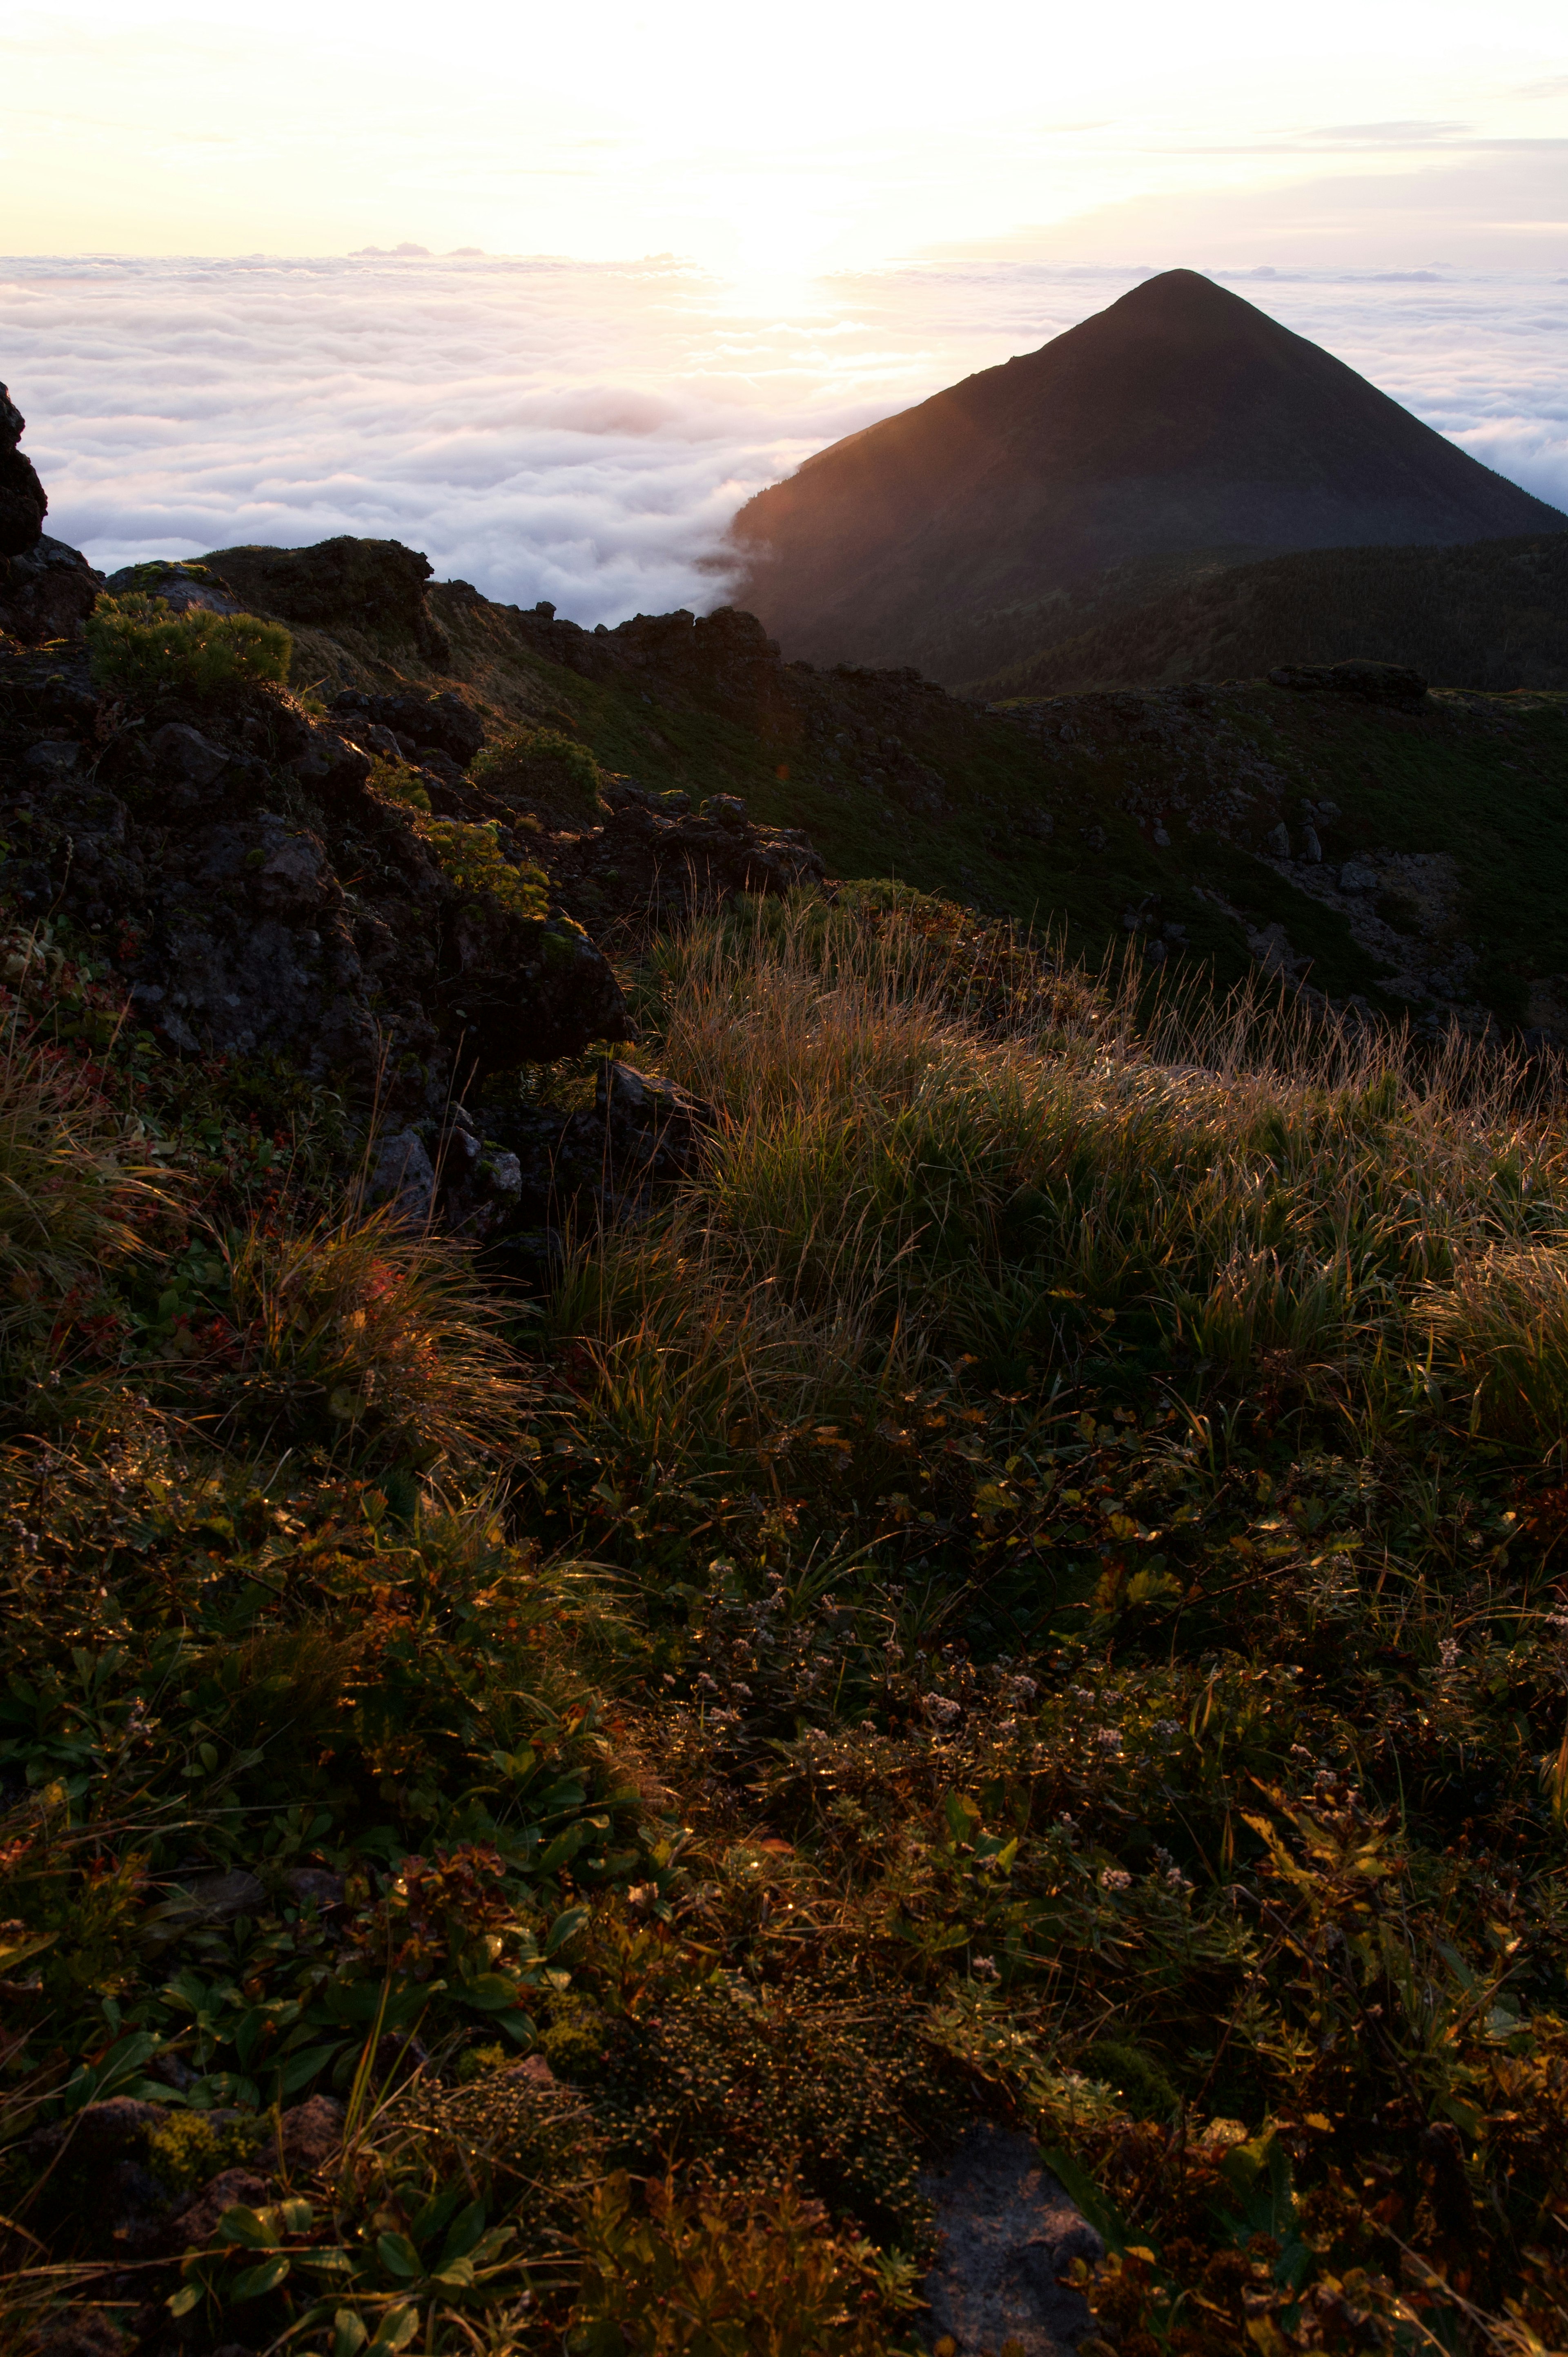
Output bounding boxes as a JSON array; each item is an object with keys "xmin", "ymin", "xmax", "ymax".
[{"xmin": 728, "ymin": 269, "xmax": 1567, "ymax": 669}]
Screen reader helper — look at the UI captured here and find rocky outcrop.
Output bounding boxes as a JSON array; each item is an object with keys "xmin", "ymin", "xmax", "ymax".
[
  {"xmin": 101, "ymin": 558, "xmax": 244, "ymax": 616},
  {"xmin": 0, "ymin": 535, "xmax": 103, "ymax": 645},
  {"xmin": 0, "ymin": 643, "xmax": 631, "ymax": 1115},
  {"xmin": 1269, "ymin": 658, "xmax": 1427, "ymax": 705},
  {"xmin": 200, "ymin": 535, "xmax": 452, "ymax": 664},
  {"xmin": 329, "ymin": 684, "xmax": 486, "ymax": 766},
  {"xmin": 0, "ymin": 388, "xmax": 102, "ymax": 645},
  {"xmin": 0, "ymin": 382, "xmax": 47, "ymax": 558}
]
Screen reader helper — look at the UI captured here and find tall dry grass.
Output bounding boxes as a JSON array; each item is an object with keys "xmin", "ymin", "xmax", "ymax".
[
  {"xmin": 221, "ymin": 1204, "xmax": 530, "ymax": 1466},
  {"xmin": 0, "ymin": 946, "xmax": 172, "ymax": 1363},
  {"xmin": 554, "ymin": 894, "xmax": 1568, "ymax": 1463}
]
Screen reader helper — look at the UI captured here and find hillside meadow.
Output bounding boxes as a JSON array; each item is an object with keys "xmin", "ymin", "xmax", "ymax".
[{"xmin": 3, "ymin": 876, "xmax": 1568, "ymax": 2355}]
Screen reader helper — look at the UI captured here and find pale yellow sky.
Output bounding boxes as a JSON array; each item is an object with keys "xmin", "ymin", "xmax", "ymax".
[{"xmin": 2, "ymin": 0, "xmax": 1566, "ymax": 280}]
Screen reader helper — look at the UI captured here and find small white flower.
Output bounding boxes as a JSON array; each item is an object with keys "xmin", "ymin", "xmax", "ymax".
[
  {"xmin": 971, "ymin": 1955, "xmax": 1000, "ymax": 1980},
  {"xmin": 1438, "ymin": 1638, "xmax": 1461, "ymax": 1670},
  {"xmin": 709, "ymin": 1708, "xmax": 741, "ymax": 1727},
  {"xmin": 1101, "ymin": 1867, "xmax": 1133, "ymax": 1892},
  {"xmin": 924, "ymin": 1693, "xmax": 961, "ymax": 1726},
  {"xmin": 1152, "ymin": 1719, "xmax": 1182, "ymax": 1741},
  {"xmin": 1094, "ymin": 1727, "xmax": 1124, "ymax": 1754},
  {"xmin": 1164, "ymin": 1866, "xmax": 1191, "ymax": 1891}
]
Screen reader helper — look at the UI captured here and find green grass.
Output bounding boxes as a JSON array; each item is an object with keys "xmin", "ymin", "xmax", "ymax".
[{"xmin": 12, "ymin": 870, "xmax": 1568, "ymax": 2352}]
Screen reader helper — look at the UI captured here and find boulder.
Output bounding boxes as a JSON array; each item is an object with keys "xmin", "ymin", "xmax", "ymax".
[{"xmin": 0, "ymin": 536, "xmax": 102, "ymax": 643}]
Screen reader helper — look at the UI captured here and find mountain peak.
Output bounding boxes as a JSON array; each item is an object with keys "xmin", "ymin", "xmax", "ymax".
[{"xmin": 730, "ymin": 273, "xmax": 1567, "ymax": 670}]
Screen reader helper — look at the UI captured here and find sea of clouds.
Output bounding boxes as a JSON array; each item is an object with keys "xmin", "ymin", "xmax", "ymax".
[{"xmin": 0, "ymin": 251, "xmax": 1564, "ymax": 626}]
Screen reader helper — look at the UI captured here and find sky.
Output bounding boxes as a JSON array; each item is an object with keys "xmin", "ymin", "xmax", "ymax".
[{"xmin": 1, "ymin": 1, "xmax": 1565, "ymax": 618}]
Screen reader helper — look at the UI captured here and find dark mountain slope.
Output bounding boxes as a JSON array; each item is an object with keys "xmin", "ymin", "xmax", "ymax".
[
  {"xmin": 729, "ymin": 270, "xmax": 1566, "ymax": 668},
  {"xmin": 970, "ymin": 532, "xmax": 1568, "ymax": 700}
]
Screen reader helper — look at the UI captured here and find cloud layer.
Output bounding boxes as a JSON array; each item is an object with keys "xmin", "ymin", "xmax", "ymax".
[{"xmin": 1, "ymin": 252, "xmax": 1563, "ymax": 627}]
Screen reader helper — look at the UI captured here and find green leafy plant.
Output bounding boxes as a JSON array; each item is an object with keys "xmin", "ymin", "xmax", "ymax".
[{"xmin": 420, "ymin": 818, "xmax": 549, "ymax": 921}]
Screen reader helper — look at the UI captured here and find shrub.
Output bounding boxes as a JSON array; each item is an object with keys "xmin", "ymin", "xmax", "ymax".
[
  {"xmin": 85, "ymin": 593, "xmax": 292, "ymax": 699},
  {"xmin": 421, "ymin": 818, "xmax": 549, "ymax": 921},
  {"xmin": 472, "ymin": 726, "xmax": 605, "ymax": 820},
  {"xmin": 570, "ymin": 2170, "xmax": 918, "ymax": 2357},
  {"xmin": 368, "ymin": 753, "xmax": 432, "ymax": 814}
]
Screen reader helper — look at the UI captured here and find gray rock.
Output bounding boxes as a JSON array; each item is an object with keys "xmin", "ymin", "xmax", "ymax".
[
  {"xmin": 1301, "ymin": 823, "xmax": 1322, "ymax": 863},
  {"xmin": 1267, "ymin": 821, "xmax": 1291, "ymax": 857},
  {"xmin": 149, "ymin": 722, "xmax": 228, "ymax": 787},
  {"xmin": 140, "ymin": 1867, "xmax": 266, "ymax": 1946},
  {"xmin": 703, "ymin": 793, "xmax": 750, "ymax": 828},
  {"xmin": 283, "ymin": 1866, "xmax": 347, "ymax": 1911},
  {"xmin": 0, "ymin": 535, "xmax": 102, "ymax": 642},
  {"xmin": 161, "ymin": 2166, "xmax": 270, "ymax": 2254},
  {"xmin": 920, "ymin": 2123, "xmax": 1102, "ymax": 2355},
  {"xmin": 370, "ymin": 1126, "xmax": 437, "ymax": 1226},
  {"xmin": 27, "ymin": 2097, "xmax": 164, "ymax": 2167},
  {"xmin": 24, "ymin": 741, "xmax": 82, "ymax": 774},
  {"xmin": 1339, "ymin": 859, "xmax": 1380, "ymax": 893},
  {"xmin": 272, "ymin": 2093, "xmax": 345, "ymax": 2176}
]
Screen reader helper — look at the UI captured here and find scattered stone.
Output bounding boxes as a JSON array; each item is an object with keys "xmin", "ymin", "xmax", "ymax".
[
  {"xmin": 27, "ymin": 2097, "xmax": 163, "ymax": 2168},
  {"xmin": 920, "ymin": 2122, "xmax": 1102, "ymax": 2355},
  {"xmin": 283, "ymin": 1866, "xmax": 347, "ymax": 1911},
  {"xmin": 22, "ymin": 2314, "xmax": 129, "ymax": 2357},
  {"xmin": 1267, "ymin": 821, "xmax": 1290, "ymax": 857}
]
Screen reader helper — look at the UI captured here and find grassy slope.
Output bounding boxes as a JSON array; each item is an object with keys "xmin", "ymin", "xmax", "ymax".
[
  {"xmin": 8, "ymin": 583, "xmax": 1568, "ymax": 2353},
  {"xmin": 9, "ymin": 887, "xmax": 1568, "ymax": 2356},
  {"xmin": 298, "ymin": 590, "xmax": 1568, "ymax": 1032},
  {"xmin": 967, "ymin": 533, "xmax": 1568, "ymax": 702}
]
